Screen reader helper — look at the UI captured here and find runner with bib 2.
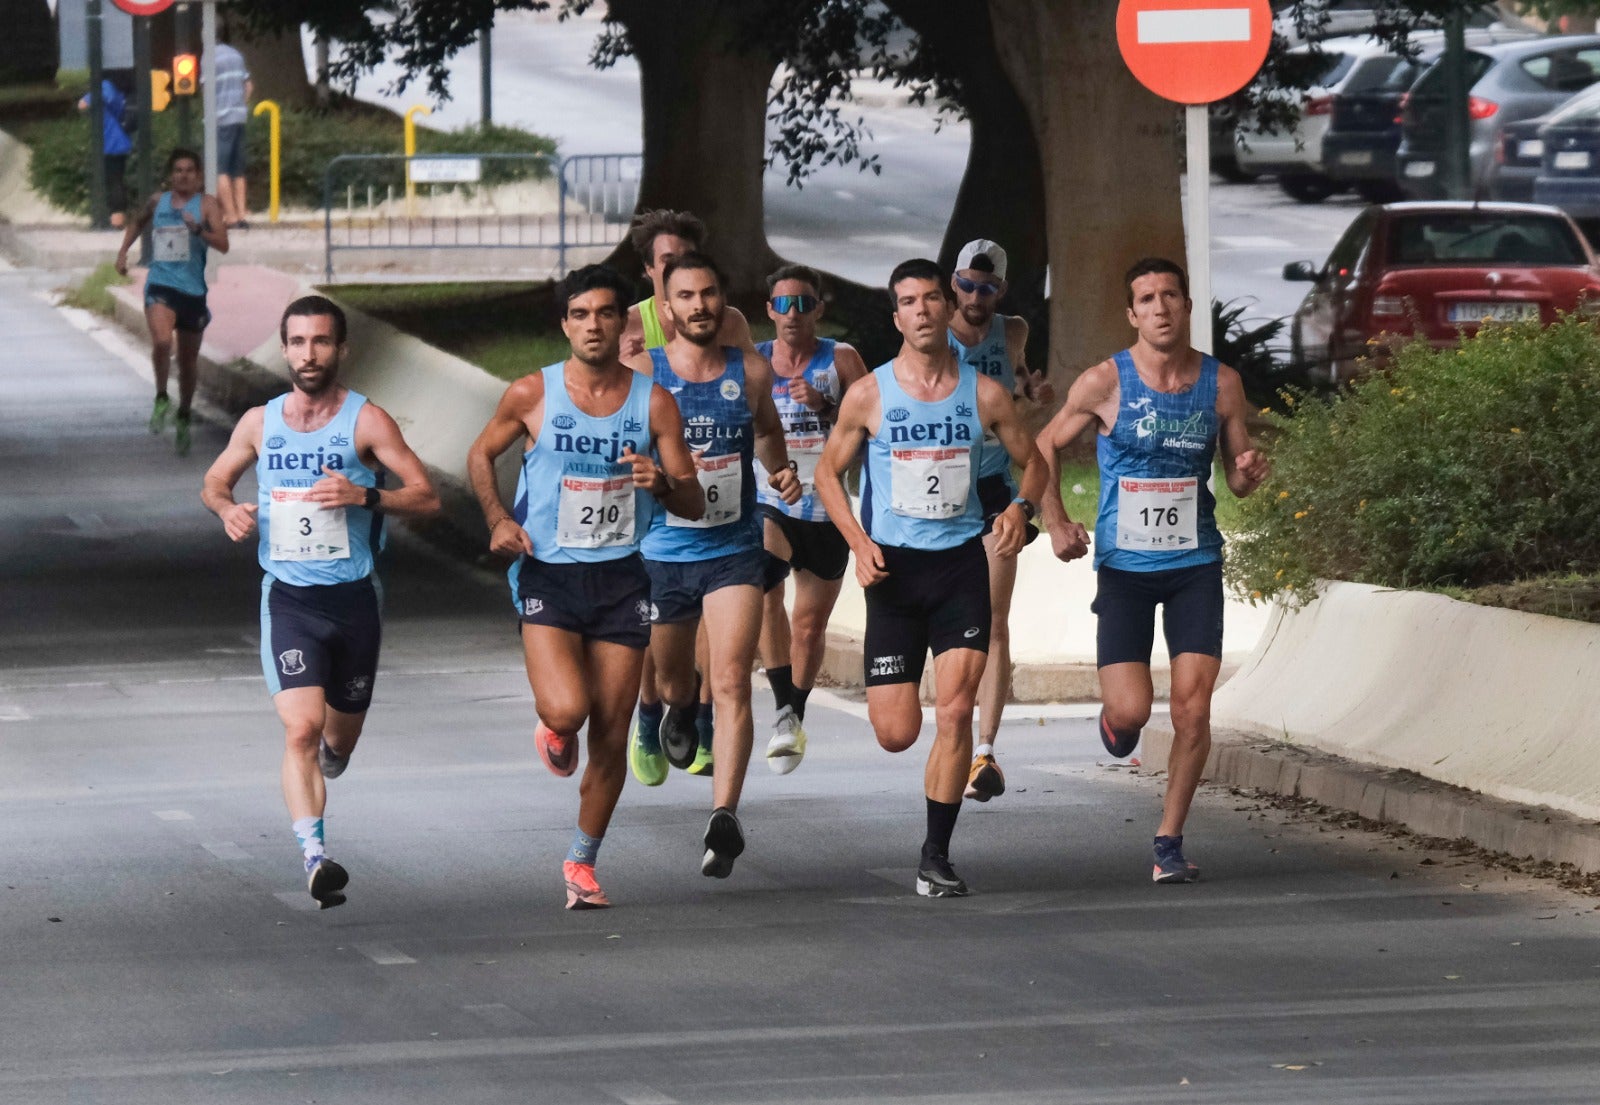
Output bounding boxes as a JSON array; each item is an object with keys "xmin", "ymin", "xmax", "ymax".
[{"xmin": 1035, "ymin": 257, "xmax": 1271, "ymax": 886}]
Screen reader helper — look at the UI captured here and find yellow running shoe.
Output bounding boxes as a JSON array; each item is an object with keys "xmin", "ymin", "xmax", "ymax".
[{"xmin": 628, "ymin": 713, "xmax": 668, "ymax": 786}]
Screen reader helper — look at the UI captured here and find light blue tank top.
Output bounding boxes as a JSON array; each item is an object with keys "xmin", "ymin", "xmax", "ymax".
[
  {"xmin": 147, "ymin": 191, "xmax": 208, "ymax": 297},
  {"xmin": 753, "ymin": 338, "xmax": 840, "ymax": 523},
  {"xmin": 950, "ymin": 315, "xmax": 1016, "ymax": 482},
  {"xmin": 1093, "ymin": 350, "xmax": 1222, "ymax": 572},
  {"xmin": 509, "ymin": 363, "xmax": 654, "ymax": 573},
  {"xmin": 640, "ymin": 347, "xmax": 759, "ymax": 561},
  {"xmin": 862, "ymin": 361, "xmax": 984, "ymax": 551},
  {"xmin": 257, "ymin": 391, "xmax": 384, "ymax": 586}
]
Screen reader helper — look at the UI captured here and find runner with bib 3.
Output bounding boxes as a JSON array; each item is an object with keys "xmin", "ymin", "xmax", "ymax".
[{"xmin": 1036, "ymin": 257, "xmax": 1270, "ymax": 886}]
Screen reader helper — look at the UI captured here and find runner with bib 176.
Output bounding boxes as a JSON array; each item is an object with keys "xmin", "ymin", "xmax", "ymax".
[{"xmin": 1034, "ymin": 257, "xmax": 1269, "ymax": 885}]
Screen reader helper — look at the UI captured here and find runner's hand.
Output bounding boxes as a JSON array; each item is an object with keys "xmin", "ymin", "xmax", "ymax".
[
  {"xmin": 787, "ymin": 376, "xmax": 826, "ymax": 411},
  {"xmin": 621, "ymin": 332, "xmax": 645, "ymax": 360},
  {"xmin": 989, "ymin": 504, "xmax": 1029, "ymax": 558},
  {"xmin": 768, "ymin": 465, "xmax": 803, "ymax": 504},
  {"xmin": 221, "ymin": 502, "xmax": 258, "ymax": 542},
  {"xmin": 1235, "ymin": 448, "xmax": 1270, "ymax": 491},
  {"xmin": 854, "ymin": 539, "xmax": 889, "ymax": 588},
  {"xmin": 310, "ymin": 466, "xmax": 362, "ymax": 507},
  {"xmin": 619, "ymin": 447, "xmax": 665, "ymax": 493},
  {"xmin": 488, "ymin": 516, "xmax": 533, "ymax": 557},
  {"xmin": 1024, "ymin": 372, "xmax": 1056, "ymax": 407},
  {"xmin": 114, "ymin": 251, "xmax": 129, "ymax": 278},
  {"xmin": 181, "ymin": 210, "xmax": 201, "ymax": 235},
  {"xmin": 1048, "ymin": 519, "xmax": 1091, "ymax": 563}
]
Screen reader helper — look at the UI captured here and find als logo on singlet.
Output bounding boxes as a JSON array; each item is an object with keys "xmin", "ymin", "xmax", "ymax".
[{"xmin": 1128, "ymin": 397, "xmax": 1209, "ymax": 452}]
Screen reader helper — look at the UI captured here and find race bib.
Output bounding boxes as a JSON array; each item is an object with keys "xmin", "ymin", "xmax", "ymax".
[
  {"xmin": 667, "ymin": 451, "xmax": 742, "ymax": 528},
  {"xmin": 890, "ymin": 447, "xmax": 970, "ymax": 519},
  {"xmin": 556, "ymin": 472, "xmax": 636, "ymax": 549},
  {"xmin": 786, "ymin": 432, "xmax": 826, "ymax": 496},
  {"xmin": 153, "ymin": 223, "xmax": 191, "ymax": 263},
  {"xmin": 1116, "ymin": 476, "xmax": 1198, "ymax": 552},
  {"xmin": 269, "ymin": 487, "xmax": 350, "ymax": 561}
]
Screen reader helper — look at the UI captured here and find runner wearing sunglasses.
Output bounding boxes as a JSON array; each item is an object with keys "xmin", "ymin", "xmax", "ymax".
[
  {"xmin": 753, "ymin": 265, "xmax": 869, "ymax": 773},
  {"xmin": 946, "ymin": 240, "xmax": 1055, "ymax": 803}
]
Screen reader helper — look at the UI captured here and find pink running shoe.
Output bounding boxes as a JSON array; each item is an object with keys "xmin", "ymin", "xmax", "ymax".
[
  {"xmin": 563, "ymin": 861, "xmax": 611, "ymax": 910},
  {"xmin": 536, "ymin": 724, "xmax": 578, "ymax": 777}
]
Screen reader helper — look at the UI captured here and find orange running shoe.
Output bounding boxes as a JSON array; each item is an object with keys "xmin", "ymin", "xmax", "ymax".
[
  {"xmin": 536, "ymin": 724, "xmax": 578, "ymax": 777},
  {"xmin": 963, "ymin": 753, "xmax": 1005, "ymax": 802},
  {"xmin": 563, "ymin": 860, "xmax": 611, "ymax": 909}
]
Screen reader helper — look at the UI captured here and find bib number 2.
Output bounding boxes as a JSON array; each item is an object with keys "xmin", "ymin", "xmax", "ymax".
[{"xmin": 890, "ymin": 447, "xmax": 970, "ymax": 520}]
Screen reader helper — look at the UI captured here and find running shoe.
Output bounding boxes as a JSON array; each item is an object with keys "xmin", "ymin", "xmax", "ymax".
[
  {"xmin": 701, "ymin": 806, "xmax": 745, "ymax": 878},
  {"xmin": 174, "ymin": 413, "xmax": 192, "ymax": 457},
  {"xmin": 563, "ymin": 860, "xmax": 611, "ymax": 910},
  {"xmin": 916, "ymin": 850, "xmax": 970, "ymax": 898},
  {"xmin": 306, "ymin": 856, "xmax": 349, "ymax": 905},
  {"xmin": 765, "ymin": 706, "xmax": 807, "ymax": 775},
  {"xmin": 963, "ymin": 752, "xmax": 1005, "ymax": 801},
  {"xmin": 1099, "ymin": 708, "xmax": 1140, "ymax": 759},
  {"xmin": 660, "ymin": 701, "xmax": 700, "ymax": 771},
  {"xmin": 1152, "ymin": 835, "xmax": 1200, "ymax": 884},
  {"xmin": 535, "ymin": 723, "xmax": 578, "ymax": 777},
  {"xmin": 686, "ymin": 744, "xmax": 715, "ymax": 776},
  {"xmin": 148, "ymin": 394, "xmax": 171, "ymax": 434},
  {"xmin": 317, "ymin": 738, "xmax": 349, "ymax": 780},
  {"xmin": 628, "ymin": 712, "xmax": 668, "ymax": 786}
]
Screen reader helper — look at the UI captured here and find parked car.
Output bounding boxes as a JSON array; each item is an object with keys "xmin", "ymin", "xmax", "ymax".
[
  {"xmin": 1324, "ymin": 29, "xmax": 1535, "ymax": 203},
  {"xmin": 1272, "ymin": 1, "xmax": 1527, "ymax": 46},
  {"xmin": 1235, "ymin": 37, "xmax": 1366, "ymax": 202},
  {"xmin": 1282, "ymin": 201, "xmax": 1600, "ymax": 381},
  {"xmin": 1531, "ymin": 86, "xmax": 1600, "ymax": 223},
  {"xmin": 1397, "ymin": 36, "xmax": 1600, "ymax": 198}
]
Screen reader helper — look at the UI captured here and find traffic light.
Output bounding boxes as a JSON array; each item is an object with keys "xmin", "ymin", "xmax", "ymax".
[
  {"xmin": 173, "ymin": 54, "xmax": 198, "ymax": 96},
  {"xmin": 150, "ymin": 70, "xmax": 172, "ymax": 113}
]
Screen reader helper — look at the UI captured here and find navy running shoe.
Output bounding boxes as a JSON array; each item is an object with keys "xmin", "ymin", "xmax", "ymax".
[
  {"xmin": 1152, "ymin": 835, "xmax": 1199, "ymax": 884},
  {"xmin": 1099, "ymin": 709, "xmax": 1140, "ymax": 759},
  {"xmin": 701, "ymin": 806, "xmax": 745, "ymax": 878}
]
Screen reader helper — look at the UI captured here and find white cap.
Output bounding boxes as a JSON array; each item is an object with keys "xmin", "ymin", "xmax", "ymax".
[{"xmin": 955, "ymin": 239, "xmax": 1007, "ymax": 281}]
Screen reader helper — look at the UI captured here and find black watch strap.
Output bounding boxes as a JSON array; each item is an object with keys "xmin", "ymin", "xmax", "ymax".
[{"xmin": 364, "ymin": 487, "xmax": 381, "ymax": 511}]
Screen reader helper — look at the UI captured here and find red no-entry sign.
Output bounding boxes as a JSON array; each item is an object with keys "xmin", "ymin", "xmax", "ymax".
[
  {"xmin": 110, "ymin": 0, "xmax": 177, "ymax": 15},
  {"xmin": 1116, "ymin": 0, "xmax": 1272, "ymax": 104}
]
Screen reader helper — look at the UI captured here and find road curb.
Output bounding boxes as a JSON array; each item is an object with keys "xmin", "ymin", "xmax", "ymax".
[{"xmin": 1142, "ymin": 724, "xmax": 1600, "ymax": 874}]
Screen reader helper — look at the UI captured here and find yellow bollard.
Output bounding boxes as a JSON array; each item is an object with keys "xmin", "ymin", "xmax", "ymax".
[
  {"xmin": 252, "ymin": 99, "xmax": 281, "ymax": 224},
  {"xmin": 404, "ymin": 104, "xmax": 432, "ymax": 216}
]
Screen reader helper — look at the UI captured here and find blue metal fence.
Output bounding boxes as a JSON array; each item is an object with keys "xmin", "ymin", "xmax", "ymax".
[{"xmin": 321, "ymin": 152, "xmax": 643, "ymax": 282}]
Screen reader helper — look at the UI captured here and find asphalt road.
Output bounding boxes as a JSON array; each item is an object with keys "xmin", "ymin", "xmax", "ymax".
[{"xmin": 5, "ymin": 260, "xmax": 1600, "ymax": 1102}]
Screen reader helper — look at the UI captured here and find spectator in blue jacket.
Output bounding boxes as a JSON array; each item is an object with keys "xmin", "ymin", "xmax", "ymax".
[{"xmin": 79, "ymin": 77, "xmax": 134, "ymax": 229}]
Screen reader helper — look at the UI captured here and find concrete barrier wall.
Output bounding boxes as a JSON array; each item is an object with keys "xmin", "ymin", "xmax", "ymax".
[{"xmin": 1210, "ymin": 581, "xmax": 1600, "ymax": 822}]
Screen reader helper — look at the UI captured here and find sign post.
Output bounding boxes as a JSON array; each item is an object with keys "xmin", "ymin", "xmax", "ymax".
[{"xmin": 1116, "ymin": 0, "xmax": 1271, "ymax": 354}]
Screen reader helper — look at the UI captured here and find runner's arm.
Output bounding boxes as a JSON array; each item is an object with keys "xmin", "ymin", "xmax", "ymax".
[
  {"xmin": 200, "ymin": 406, "xmax": 264, "ymax": 542},
  {"xmin": 1034, "ymin": 362, "xmax": 1112, "ymax": 561},
  {"xmin": 1007, "ymin": 315, "xmax": 1053, "ymax": 407},
  {"xmin": 1216, "ymin": 363, "xmax": 1270, "ymax": 497},
  {"xmin": 639, "ymin": 384, "xmax": 705, "ymax": 520},
  {"xmin": 723, "ymin": 306, "xmax": 762, "ymax": 360},
  {"xmin": 332, "ymin": 403, "xmax": 440, "ymax": 518},
  {"xmin": 814, "ymin": 377, "xmax": 889, "ymax": 587},
  {"xmin": 114, "ymin": 195, "xmax": 159, "ymax": 275},
  {"xmin": 978, "ymin": 374, "xmax": 1046, "ymax": 558},
  {"xmin": 467, "ymin": 375, "xmax": 540, "ymax": 554},
  {"xmin": 747, "ymin": 352, "xmax": 801, "ymax": 504},
  {"xmin": 830, "ymin": 342, "xmax": 869, "ymax": 415}
]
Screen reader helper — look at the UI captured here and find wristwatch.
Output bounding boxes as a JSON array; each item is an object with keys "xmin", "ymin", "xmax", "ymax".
[
  {"xmin": 1010, "ymin": 496, "xmax": 1036, "ymax": 522},
  {"xmin": 364, "ymin": 487, "xmax": 381, "ymax": 511}
]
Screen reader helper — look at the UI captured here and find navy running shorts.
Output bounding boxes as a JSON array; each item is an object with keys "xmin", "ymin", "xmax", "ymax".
[
  {"xmin": 1092, "ymin": 561, "xmax": 1225, "ymax": 668},
  {"xmin": 862, "ymin": 537, "xmax": 991, "ymax": 687},
  {"xmin": 514, "ymin": 553, "xmax": 652, "ymax": 650},
  {"xmin": 145, "ymin": 283, "xmax": 211, "ymax": 334},
  {"xmin": 760, "ymin": 505, "xmax": 850, "ymax": 591},
  {"xmin": 260, "ymin": 575, "xmax": 382, "ymax": 713},
  {"xmin": 644, "ymin": 547, "xmax": 768, "ymax": 625}
]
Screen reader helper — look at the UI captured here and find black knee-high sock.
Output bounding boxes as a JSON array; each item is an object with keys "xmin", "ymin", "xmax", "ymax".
[
  {"xmin": 766, "ymin": 665, "xmax": 795, "ymax": 712},
  {"xmin": 791, "ymin": 684, "xmax": 811, "ymax": 722},
  {"xmin": 923, "ymin": 797, "xmax": 961, "ymax": 859}
]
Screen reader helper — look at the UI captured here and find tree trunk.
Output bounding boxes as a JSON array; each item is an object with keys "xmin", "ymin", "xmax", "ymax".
[
  {"xmin": 987, "ymin": 0, "xmax": 1186, "ymax": 388},
  {"xmin": 231, "ymin": 20, "xmax": 316, "ymax": 110},
  {"xmin": 604, "ymin": 0, "xmax": 781, "ymax": 307},
  {"xmin": 2, "ymin": 0, "xmax": 58, "ymax": 85}
]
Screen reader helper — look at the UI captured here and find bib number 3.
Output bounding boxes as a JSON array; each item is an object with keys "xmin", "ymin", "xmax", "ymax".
[
  {"xmin": 269, "ymin": 488, "xmax": 351, "ymax": 561},
  {"xmin": 1116, "ymin": 477, "xmax": 1198, "ymax": 552}
]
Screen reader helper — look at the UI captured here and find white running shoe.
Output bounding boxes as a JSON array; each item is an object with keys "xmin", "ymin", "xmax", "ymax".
[{"xmin": 765, "ymin": 706, "xmax": 807, "ymax": 775}]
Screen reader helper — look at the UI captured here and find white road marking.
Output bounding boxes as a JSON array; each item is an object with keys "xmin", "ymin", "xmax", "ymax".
[
  {"xmin": 355, "ymin": 943, "xmax": 417, "ymax": 966},
  {"xmin": 601, "ymin": 1083, "xmax": 678, "ymax": 1105},
  {"xmin": 1137, "ymin": 8, "xmax": 1252, "ymax": 44},
  {"xmin": 153, "ymin": 810, "xmax": 194, "ymax": 822},
  {"xmin": 0, "ymin": 704, "xmax": 31, "ymax": 721},
  {"xmin": 1216, "ymin": 235, "xmax": 1293, "ymax": 249},
  {"xmin": 201, "ymin": 842, "xmax": 251, "ymax": 862}
]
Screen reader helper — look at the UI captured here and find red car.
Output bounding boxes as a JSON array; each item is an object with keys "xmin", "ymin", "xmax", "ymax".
[{"xmin": 1285, "ymin": 200, "xmax": 1600, "ymax": 381}]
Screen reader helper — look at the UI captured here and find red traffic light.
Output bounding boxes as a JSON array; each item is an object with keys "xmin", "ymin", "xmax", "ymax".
[{"xmin": 173, "ymin": 54, "xmax": 198, "ymax": 96}]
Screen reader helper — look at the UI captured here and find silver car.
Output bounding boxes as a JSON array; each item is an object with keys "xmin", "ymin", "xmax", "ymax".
[{"xmin": 1396, "ymin": 35, "xmax": 1600, "ymax": 198}]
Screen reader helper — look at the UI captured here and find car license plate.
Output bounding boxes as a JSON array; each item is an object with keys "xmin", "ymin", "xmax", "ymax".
[
  {"xmin": 1404, "ymin": 160, "xmax": 1435, "ymax": 178},
  {"xmin": 1555, "ymin": 150, "xmax": 1591, "ymax": 170},
  {"xmin": 1339, "ymin": 150, "xmax": 1373, "ymax": 166},
  {"xmin": 1519, "ymin": 139, "xmax": 1545, "ymax": 159},
  {"xmin": 1447, "ymin": 302, "xmax": 1540, "ymax": 323}
]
